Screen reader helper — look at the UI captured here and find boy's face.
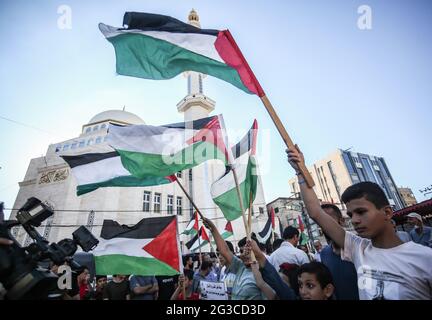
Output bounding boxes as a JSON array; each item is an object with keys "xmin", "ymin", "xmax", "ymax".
[
  {"xmin": 346, "ymin": 196, "xmax": 391, "ymax": 239},
  {"xmin": 298, "ymin": 273, "xmax": 333, "ymax": 300}
]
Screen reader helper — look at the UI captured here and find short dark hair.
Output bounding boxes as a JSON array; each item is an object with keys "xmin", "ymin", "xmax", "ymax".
[
  {"xmin": 273, "ymin": 238, "xmax": 284, "ymax": 251},
  {"xmin": 298, "ymin": 262, "xmax": 334, "ymax": 289},
  {"xmin": 225, "ymin": 241, "xmax": 234, "ymax": 253},
  {"xmin": 200, "ymin": 261, "xmax": 211, "ymax": 271},
  {"xmin": 182, "ymin": 255, "xmax": 193, "ymax": 267},
  {"xmin": 341, "ymin": 182, "xmax": 389, "ymax": 209},
  {"xmin": 96, "ymin": 275, "xmax": 107, "ymax": 282},
  {"xmin": 184, "ymin": 269, "xmax": 194, "ymax": 281},
  {"xmin": 238, "ymin": 234, "xmax": 258, "ymax": 248},
  {"xmin": 321, "ymin": 204, "xmax": 342, "ymax": 218},
  {"xmin": 283, "ymin": 226, "xmax": 299, "ymax": 240}
]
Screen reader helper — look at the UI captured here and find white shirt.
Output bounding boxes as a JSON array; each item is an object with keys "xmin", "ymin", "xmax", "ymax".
[
  {"xmin": 341, "ymin": 231, "xmax": 432, "ymax": 300},
  {"xmin": 269, "ymin": 241, "xmax": 310, "ymax": 270}
]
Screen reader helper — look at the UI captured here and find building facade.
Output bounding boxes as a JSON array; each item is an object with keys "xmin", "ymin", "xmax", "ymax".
[
  {"xmin": 397, "ymin": 187, "xmax": 418, "ymax": 207},
  {"xmin": 288, "ymin": 149, "xmax": 405, "ymax": 211},
  {"xmin": 10, "ymin": 10, "xmax": 269, "ymax": 252}
]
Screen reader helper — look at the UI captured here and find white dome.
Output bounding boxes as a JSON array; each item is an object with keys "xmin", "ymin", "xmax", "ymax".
[{"xmin": 88, "ymin": 110, "xmax": 145, "ymax": 125}]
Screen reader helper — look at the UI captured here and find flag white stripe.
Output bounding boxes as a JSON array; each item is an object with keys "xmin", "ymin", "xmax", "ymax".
[
  {"xmin": 107, "ymin": 124, "xmax": 199, "ymax": 155},
  {"xmin": 71, "ymin": 156, "xmax": 130, "ymax": 185},
  {"xmin": 99, "ymin": 23, "xmax": 223, "ymax": 63},
  {"xmin": 210, "ymin": 153, "xmax": 250, "ymax": 198},
  {"xmin": 93, "ymin": 238, "xmax": 153, "ymax": 258}
]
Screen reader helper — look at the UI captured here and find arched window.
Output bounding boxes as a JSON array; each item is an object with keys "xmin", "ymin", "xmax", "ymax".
[
  {"xmin": 87, "ymin": 139, "xmax": 93, "ymax": 146},
  {"xmin": 93, "ymin": 125, "xmax": 99, "ymax": 131},
  {"xmin": 100, "ymin": 123, "xmax": 107, "ymax": 130},
  {"xmin": 95, "ymin": 137, "xmax": 102, "ymax": 144},
  {"xmin": 63, "ymin": 144, "xmax": 69, "ymax": 151},
  {"xmin": 71, "ymin": 142, "xmax": 77, "ymax": 149},
  {"xmin": 85, "ymin": 127, "xmax": 91, "ymax": 133},
  {"xmin": 79, "ymin": 140, "xmax": 85, "ymax": 148}
]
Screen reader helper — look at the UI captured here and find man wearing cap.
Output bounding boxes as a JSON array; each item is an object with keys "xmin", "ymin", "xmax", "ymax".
[{"xmin": 407, "ymin": 213, "xmax": 432, "ymax": 247}]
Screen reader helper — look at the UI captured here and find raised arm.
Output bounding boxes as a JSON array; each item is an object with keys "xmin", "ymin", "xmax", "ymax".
[
  {"xmin": 286, "ymin": 145, "xmax": 345, "ymax": 249},
  {"xmin": 202, "ymin": 217, "xmax": 233, "ymax": 265}
]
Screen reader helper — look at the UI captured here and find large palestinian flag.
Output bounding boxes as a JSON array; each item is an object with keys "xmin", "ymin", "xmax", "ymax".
[
  {"xmin": 210, "ymin": 120, "xmax": 259, "ymax": 221},
  {"xmin": 94, "ymin": 216, "xmax": 181, "ymax": 276},
  {"xmin": 107, "ymin": 115, "xmax": 231, "ymax": 179},
  {"xmin": 99, "ymin": 12, "xmax": 264, "ymax": 96},
  {"xmin": 60, "ymin": 146, "xmax": 176, "ymax": 196}
]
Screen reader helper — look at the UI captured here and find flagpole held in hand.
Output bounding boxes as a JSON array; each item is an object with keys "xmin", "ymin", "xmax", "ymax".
[
  {"xmin": 231, "ymin": 167, "xmax": 256, "ymax": 262},
  {"xmin": 175, "ymin": 177, "xmax": 205, "ymax": 219}
]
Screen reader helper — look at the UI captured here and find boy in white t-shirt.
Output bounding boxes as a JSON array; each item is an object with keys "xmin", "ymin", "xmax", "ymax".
[{"xmin": 287, "ymin": 145, "xmax": 432, "ymax": 300}]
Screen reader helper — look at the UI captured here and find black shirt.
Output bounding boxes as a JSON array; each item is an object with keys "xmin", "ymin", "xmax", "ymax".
[
  {"xmin": 156, "ymin": 275, "xmax": 179, "ymax": 300},
  {"xmin": 102, "ymin": 280, "xmax": 130, "ymax": 300}
]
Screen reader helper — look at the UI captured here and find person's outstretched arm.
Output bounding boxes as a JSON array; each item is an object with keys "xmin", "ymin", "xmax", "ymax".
[
  {"xmin": 202, "ymin": 217, "xmax": 233, "ymax": 266},
  {"xmin": 287, "ymin": 145, "xmax": 345, "ymax": 248},
  {"xmin": 250, "ymin": 240, "xmax": 297, "ymax": 300}
]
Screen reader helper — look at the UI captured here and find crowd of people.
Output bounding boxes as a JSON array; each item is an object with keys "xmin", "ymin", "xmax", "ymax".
[{"xmin": 1, "ymin": 146, "xmax": 431, "ymax": 301}]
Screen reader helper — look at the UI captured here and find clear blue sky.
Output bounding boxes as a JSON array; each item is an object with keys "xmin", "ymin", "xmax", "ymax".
[{"xmin": 1, "ymin": 0, "xmax": 431, "ymax": 216}]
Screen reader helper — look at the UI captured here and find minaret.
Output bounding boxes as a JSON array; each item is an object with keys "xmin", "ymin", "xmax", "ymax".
[{"xmin": 177, "ymin": 9, "xmax": 215, "ymax": 121}]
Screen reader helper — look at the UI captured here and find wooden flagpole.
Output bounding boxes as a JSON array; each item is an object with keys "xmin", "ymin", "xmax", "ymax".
[
  {"xmin": 248, "ymin": 191, "xmax": 253, "ymax": 239},
  {"xmin": 259, "ymin": 95, "xmax": 314, "ymax": 188},
  {"xmin": 231, "ymin": 167, "xmax": 256, "ymax": 262},
  {"xmin": 175, "ymin": 178, "xmax": 205, "ymax": 219},
  {"xmin": 222, "ymin": 30, "xmax": 315, "ymax": 188}
]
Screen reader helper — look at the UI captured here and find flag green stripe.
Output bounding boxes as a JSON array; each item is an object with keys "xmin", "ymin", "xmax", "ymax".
[
  {"xmin": 213, "ymin": 158, "xmax": 257, "ymax": 221},
  {"xmin": 117, "ymin": 141, "xmax": 227, "ymax": 179},
  {"xmin": 108, "ymin": 32, "xmax": 250, "ymax": 94},
  {"xmin": 95, "ymin": 254, "xmax": 179, "ymax": 276},
  {"xmin": 77, "ymin": 175, "xmax": 172, "ymax": 196}
]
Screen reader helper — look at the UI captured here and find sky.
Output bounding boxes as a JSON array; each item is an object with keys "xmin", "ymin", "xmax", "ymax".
[{"xmin": 1, "ymin": 0, "xmax": 431, "ymax": 218}]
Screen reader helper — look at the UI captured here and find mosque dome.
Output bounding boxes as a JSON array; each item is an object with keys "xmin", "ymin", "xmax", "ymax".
[{"xmin": 87, "ymin": 109, "xmax": 145, "ymax": 125}]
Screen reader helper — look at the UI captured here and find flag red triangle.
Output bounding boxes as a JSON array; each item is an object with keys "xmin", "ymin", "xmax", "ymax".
[
  {"xmin": 225, "ymin": 221, "xmax": 233, "ymax": 233},
  {"xmin": 193, "ymin": 211, "xmax": 199, "ymax": 232},
  {"xmin": 143, "ymin": 218, "xmax": 180, "ymax": 272},
  {"xmin": 200, "ymin": 226, "xmax": 210, "ymax": 242},
  {"xmin": 270, "ymin": 207, "xmax": 275, "ymax": 229}
]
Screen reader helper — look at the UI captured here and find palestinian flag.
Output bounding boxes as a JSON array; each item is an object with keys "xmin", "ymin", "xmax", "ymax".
[
  {"xmin": 60, "ymin": 146, "xmax": 176, "ymax": 196},
  {"xmin": 185, "ymin": 226, "xmax": 210, "ymax": 252},
  {"xmin": 298, "ymin": 216, "xmax": 309, "ymax": 246},
  {"xmin": 257, "ymin": 214, "xmax": 272, "ymax": 243},
  {"xmin": 99, "ymin": 12, "xmax": 264, "ymax": 96},
  {"xmin": 94, "ymin": 216, "xmax": 181, "ymax": 276},
  {"xmin": 182, "ymin": 211, "xmax": 199, "ymax": 235},
  {"xmin": 270, "ymin": 207, "xmax": 276, "ymax": 230},
  {"xmin": 210, "ymin": 120, "xmax": 258, "ymax": 221},
  {"xmin": 107, "ymin": 115, "xmax": 231, "ymax": 179},
  {"xmin": 220, "ymin": 221, "xmax": 234, "ymax": 240}
]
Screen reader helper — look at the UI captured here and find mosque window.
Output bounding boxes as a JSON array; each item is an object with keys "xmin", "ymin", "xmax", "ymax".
[
  {"xmin": 87, "ymin": 139, "xmax": 93, "ymax": 146},
  {"xmin": 95, "ymin": 137, "xmax": 102, "ymax": 144},
  {"xmin": 93, "ymin": 125, "xmax": 99, "ymax": 131},
  {"xmin": 71, "ymin": 142, "xmax": 77, "ymax": 149},
  {"xmin": 79, "ymin": 140, "xmax": 85, "ymax": 148},
  {"xmin": 100, "ymin": 124, "xmax": 107, "ymax": 130},
  {"xmin": 63, "ymin": 144, "xmax": 69, "ymax": 151},
  {"xmin": 85, "ymin": 127, "xmax": 91, "ymax": 134}
]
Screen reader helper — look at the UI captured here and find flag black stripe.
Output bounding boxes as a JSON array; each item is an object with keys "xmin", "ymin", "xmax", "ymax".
[
  {"xmin": 101, "ymin": 216, "xmax": 175, "ymax": 240},
  {"xmin": 123, "ymin": 12, "xmax": 219, "ymax": 36},
  {"xmin": 258, "ymin": 217, "xmax": 272, "ymax": 239},
  {"xmin": 231, "ymin": 122, "xmax": 255, "ymax": 159},
  {"xmin": 61, "ymin": 151, "xmax": 119, "ymax": 168}
]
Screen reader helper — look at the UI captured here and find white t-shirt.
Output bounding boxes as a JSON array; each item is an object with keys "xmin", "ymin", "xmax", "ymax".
[
  {"xmin": 341, "ymin": 231, "xmax": 432, "ymax": 300},
  {"xmin": 269, "ymin": 241, "xmax": 309, "ymax": 270}
]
